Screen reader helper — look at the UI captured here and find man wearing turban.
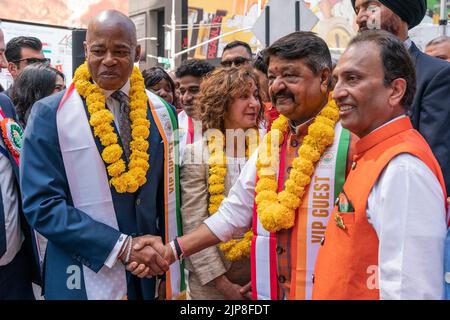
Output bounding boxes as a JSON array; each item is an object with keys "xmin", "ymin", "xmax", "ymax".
[
  {"xmin": 352, "ymin": 0, "xmax": 450, "ymax": 300},
  {"xmin": 352, "ymin": 0, "xmax": 450, "ymax": 196}
]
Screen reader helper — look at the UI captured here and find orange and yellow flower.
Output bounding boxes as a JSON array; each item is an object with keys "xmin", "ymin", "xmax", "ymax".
[
  {"xmin": 255, "ymin": 99, "xmax": 338, "ymax": 232},
  {"xmin": 73, "ymin": 62, "xmax": 150, "ymax": 193}
]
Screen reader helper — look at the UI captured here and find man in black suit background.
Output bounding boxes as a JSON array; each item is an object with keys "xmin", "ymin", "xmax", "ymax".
[
  {"xmin": 0, "ymin": 26, "xmax": 40, "ymax": 300},
  {"xmin": 352, "ymin": 0, "xmax": 450, "ymax": 194}
]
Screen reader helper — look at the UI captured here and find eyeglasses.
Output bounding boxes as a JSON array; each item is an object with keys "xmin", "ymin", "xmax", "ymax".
[
  {"xmin": 221, "ymin": 56, "xmax": 250, "ymax": 68},
  {"xmin": 11, "ymin": 57, "xmax": 51, "ymax": 65}
]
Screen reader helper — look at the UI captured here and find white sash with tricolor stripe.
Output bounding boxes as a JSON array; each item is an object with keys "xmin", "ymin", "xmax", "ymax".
[
  {"xmin": 252, "ymin": 123, "xmax": 346, "ymax": 300},
  {"xmin": 147, "ymin": 92, "xmax": 185, "ymax": 299},
  {"xmin": 57, "ymin": 86, "xmax": 127, "ymax": 300},
  {"xmin": 57, "ymin": 86, "xmax": 184, "ymax": 299}
]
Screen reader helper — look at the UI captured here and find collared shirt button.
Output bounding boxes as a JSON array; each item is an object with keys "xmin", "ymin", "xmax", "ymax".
[
  {"xmin": 351, "ymin": 161, "xmax": 357, "ymax": 170},
  {"xmin": 291, "ymin": 139, "xmax": 299, "ymax": 148},
  {"xmin": 312, "ymin": 274, "xmax": 315, "ymax": 283},
  {"xmin": 136, "ymin": 198, "xmax": 141, "ymax": 206},
  {"xmin": 278, "ymin": 275, "xmax": 286, "ymax": 283},
  {"xmin": 286, "ymin": 167, "xmax": 292, "ymax": 174},
  {"xmin": 320, "ymin": 238, "xmax": 325, "ymax": 246}
]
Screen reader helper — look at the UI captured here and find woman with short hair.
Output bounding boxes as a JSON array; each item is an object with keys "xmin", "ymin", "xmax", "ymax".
[{"xmin": 180, "ymin": 66, "xmax": 264, "ymax": 300}]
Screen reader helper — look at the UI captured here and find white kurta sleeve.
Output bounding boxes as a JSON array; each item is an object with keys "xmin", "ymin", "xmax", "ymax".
[
  {"xmin": 367, "ymin": 154, "xmax": 447, "ymax": 300},
  {"xmin": 204, "ymin": 150, "xmax": 257, "ymax": 242}
]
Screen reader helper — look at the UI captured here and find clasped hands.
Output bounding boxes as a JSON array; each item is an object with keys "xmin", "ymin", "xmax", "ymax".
[
  {"xmin": 118, "ymin": 235, "xmax": 252, "ymax": 299},
  {"xmin": 119, "ymin": 235, "xmax": 174, "ymax": 278}
]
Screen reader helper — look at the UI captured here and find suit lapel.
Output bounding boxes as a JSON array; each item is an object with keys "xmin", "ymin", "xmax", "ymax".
[
  {"xmin": 407, "ymin": 41, "xmax": 421, "ymax": 129},
  {"xmin": 409, "ymin": 41, "xmax": 420, "ymax": 65},
  {"xmin": 80, "ymin": 97, "xmax": 158, "ymax": 234},
  {"xmin": 0, "ymin": 100, "xmax": 16, "ymax": 119},
  {"xmin": 81, "ymin": 97, "xmax": 137, "ymax": 233}
]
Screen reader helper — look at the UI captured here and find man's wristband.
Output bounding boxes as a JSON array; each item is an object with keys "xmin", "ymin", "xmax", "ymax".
[{"xmin": 173, "ymin": 237, "xmax": 185, "ymax": 262}]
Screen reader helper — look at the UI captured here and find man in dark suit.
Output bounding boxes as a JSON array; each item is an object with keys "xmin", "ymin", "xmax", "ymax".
[
  {"xmin": 352, "ymin": 0, "xmax": 450, "ymax": 194},
  {"xmin": 20, "ymin": 10, "xmax": 184, "ymax": 300},
  {"xmin": 0, "ymin": 92, "xmax": 38, "ymax": 299}
]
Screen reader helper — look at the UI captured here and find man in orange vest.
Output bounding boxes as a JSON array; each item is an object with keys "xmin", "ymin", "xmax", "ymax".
[{"xmin": 313, "ymin": 30, "xmax": 448, "ymax": 300}]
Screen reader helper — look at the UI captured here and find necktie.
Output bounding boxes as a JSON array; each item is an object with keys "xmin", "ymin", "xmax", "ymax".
[{"xmin": 111, "ymin": 90, "xmax": 132, "ymax": 160}]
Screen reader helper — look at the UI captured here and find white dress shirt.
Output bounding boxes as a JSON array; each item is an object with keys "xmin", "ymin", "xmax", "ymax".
[
  {"xmin": 0, "ymin": 138, "xmax": 24, "ymax": 266},
  {"xmin": 367, "ymin": 153, "xmax": 446, "ymax": 299},
  {"xmin": 178, "ymin": 110, "xmax": 189, "ymax": 165},
  {"xmin": 204, "ymin": 119, "xmax": 447, "ymax": 299},
  {"xmin": 102, "ymin": 80, "xmax": 131, "ymax": 136},
  {"xmin": 204, "ymin": 151, "xmax": 257, "ymax": 242}
]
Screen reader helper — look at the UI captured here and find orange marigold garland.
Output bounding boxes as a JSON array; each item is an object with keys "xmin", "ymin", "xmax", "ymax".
[
  {"xmin": 73, "ymin": 62, "xmax": 150, "ymax": 193},
  {"xmin": 255, "ymin": 99, "xmax": 339, "ymax": 232},
  {"xmin": 207, "ymin": 131, "xmax": 259, "ymax": 261}
]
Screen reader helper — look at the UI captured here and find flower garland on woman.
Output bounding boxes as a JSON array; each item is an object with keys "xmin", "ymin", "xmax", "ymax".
[
  {"xmin": 73, "ymin": 62, "xmax": 150, "ymax": 193},
  {"xmin": 207, "ymin": 132, "xmax": 258, "ymax": 261},
  {"xmin": 196, "ymin": 67, "xmax": 264, "ymax": 262},
  {"xmin": 179, "ymin": 66, "xmax": 264, "ymax": 300}
]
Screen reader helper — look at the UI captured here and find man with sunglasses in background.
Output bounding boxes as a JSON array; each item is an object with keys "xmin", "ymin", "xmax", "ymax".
[
  {"xmin": 4, "ymin": 36, "xmax": 49, "ymax": 99},
  {"xmin": 221, "ymin": 40, "xmax": 253, "ymax": 68}
]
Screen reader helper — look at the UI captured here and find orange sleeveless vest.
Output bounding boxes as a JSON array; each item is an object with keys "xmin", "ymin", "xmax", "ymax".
[{"xmin": 312, "ymin": 117, "xmax": 447, "ymax": 300}]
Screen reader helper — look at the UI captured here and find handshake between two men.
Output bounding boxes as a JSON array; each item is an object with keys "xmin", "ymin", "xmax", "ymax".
[
  {"xmin": 118, "ymin": 227, "xmax": 252, "ymax": 300},
  {"xmin": 118, "ymin": 235, "xmax": 173, "ymax": 278}
]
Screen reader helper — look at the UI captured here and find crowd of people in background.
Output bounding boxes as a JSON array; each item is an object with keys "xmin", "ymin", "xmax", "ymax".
[{"xmin": 1, "ymin": 0, "xmax": 450, "ymax": 301}]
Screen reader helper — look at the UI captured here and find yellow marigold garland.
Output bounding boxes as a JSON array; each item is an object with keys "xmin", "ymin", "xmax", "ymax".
[
  {"xmin": 73, "ymin": 62, "xmax": 150, "ymax": 193},
  {"xmin": 207, "ymin": 132, "xmax": 259, "ymax": 261},
  {"xmin": 255, "ymin": 99, "xmax": 339, "ymax": 232}
]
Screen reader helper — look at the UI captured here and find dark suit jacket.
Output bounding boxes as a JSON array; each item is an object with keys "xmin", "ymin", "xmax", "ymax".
[
  {"xmin": 20, "ymin": 90, "xmax": 167, "ymax": 300},
  {"xmin": 0, "ymin": 93, "xmax": 40, "ymax": 293},
  {"xmin": 409, "ymin": 42, "xmax": 450, "ymax": 194}
]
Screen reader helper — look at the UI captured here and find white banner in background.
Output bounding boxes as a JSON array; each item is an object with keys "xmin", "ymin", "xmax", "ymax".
[{"xmin": 0, "ymin": 20, "xmax": 73, "ymax": 90}]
